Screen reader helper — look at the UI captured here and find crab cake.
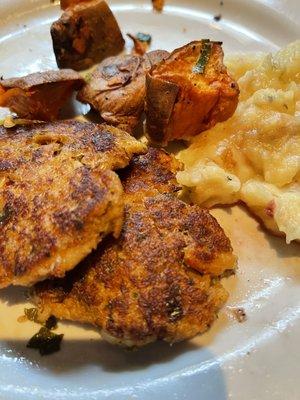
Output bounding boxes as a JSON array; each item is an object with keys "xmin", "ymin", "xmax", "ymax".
[
  {"xmin": 0, "ymin": 121, "xmax": 145, "ymax": 288},
  {"xmin": 34, "ymin": 148, "xmax": 236, "ymax": 347}
]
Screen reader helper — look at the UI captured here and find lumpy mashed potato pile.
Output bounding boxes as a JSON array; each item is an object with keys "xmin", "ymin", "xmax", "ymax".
[{"xmin": 177, "ymin": 41, "xmax": 300, "ymax": 243}]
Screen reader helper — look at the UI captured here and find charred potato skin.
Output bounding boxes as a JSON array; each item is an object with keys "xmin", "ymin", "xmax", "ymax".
[
  {"xmin": 51, "ymin": 0, "xmax": 125, "ymax": 71},
  {"xmin": 145, "ymin": 74, "xmax": 178, "ymax": 143},
  {"xmin": 145, "ymin": 40, "xmax": 239, "ymax": 144},
  {"xmin": 78, "ymin": 50, "xmax": 170, "ymax": 133}
]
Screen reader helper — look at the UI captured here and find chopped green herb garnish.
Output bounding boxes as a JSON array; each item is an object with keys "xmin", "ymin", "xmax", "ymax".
[
  {"xmin": 170, "ymin": 307, "xmax": 182, "ymax": 321},
  {"xmin": 84, "ymin": 71, "xmax": 92, "ymax": 83},
  {"xmin": 27, "ymin": 327, "xmax": 63, "ymax": 356},
  {"xmin": 193, "ymin": 39, "xmax": 213, "ymax": 74},
  {"xmin": 0, "ymin": 206, "xmax": 11, "ymax": 225},
  {"xmin": 24, "ymin": 308, "xmax": 39, "ymax": 323},
  {"xmin": 45, "ymin": 315, "xmax": 58, "ymax": 330},
  {"xmin": 136, "ymin": 32, "xmax": 152, "ymax": 43}
]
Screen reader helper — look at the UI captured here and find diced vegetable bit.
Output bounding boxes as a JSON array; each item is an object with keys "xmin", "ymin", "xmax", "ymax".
[
  {"xmin": 27, "ymin": 327, "xmax": 64, "ymax": 356},
  {"xmin": 136, "ymin": 33, "xmax": 152, "ymax": 44},
  {"xmin": 193, "ymin": 39, "xmax": 213, "ymax": 74},
  {"xmin": 45, "ymin": 315, "xmax": 58, "ymax": 330},
  {"xmin": 127, "ymin": 33, "xmax": 151, "ymax": 56},
  {"xmin": 24, "ymin": 308, "xmax": 39, "ymax": 323}
]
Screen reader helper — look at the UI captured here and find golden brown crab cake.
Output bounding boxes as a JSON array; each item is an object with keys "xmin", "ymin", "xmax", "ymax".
[
  {"xmin": 34, "ymin": 148, "xmax": 236, "ymax": 347},
  {"xmin": 0, "ymin": 121, "xmax": 146, "ymax": 288}
]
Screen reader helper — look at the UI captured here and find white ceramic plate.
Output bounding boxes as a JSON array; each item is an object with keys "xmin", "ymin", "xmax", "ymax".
[{"xmin": 0, "ymin": 1, "xmax": 299, "ymax": 399}]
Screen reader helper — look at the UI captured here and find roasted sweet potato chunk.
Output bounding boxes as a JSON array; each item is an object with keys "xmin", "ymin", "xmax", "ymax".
[
  {"xmin": 0, "ymin": 69, "xmax": 84, "ymax": 121},
  {"xmin": 60, "ymin": 0, "xmax": 90, "ymax": 10},
  {"xmin": 145, "ymin": 40, "xmax": 239, "ymax": 144},
  {"xmin": 51, "ymin": 0, "xmax": 125, "ymax": 71},
  {"xmin": 152, "ymin": 0, "xmax": 165, "ymax": 12},
  {"xmin": 78, "ymin": 50, "xmax": 169, "ymax": 133}
]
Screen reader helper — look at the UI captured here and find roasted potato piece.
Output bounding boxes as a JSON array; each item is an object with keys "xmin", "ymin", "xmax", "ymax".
[
  {"xmin": 0, "ymin": 69, "xmax": 84, "ymax": 121},
  {"xmin": 145, "ymin": 40, "xmax": 239, "ymax": 144},
  {"xmin": 60, "ymin": 0, "xmax": 89, "ymax": 10},
  {"xmin": 51, "ymin": 0, "xmax": 125, "ymax": 71},
  {"xmin": 78, "ymin": 50, "xmax": 169, "ymax": 133},
  {"xmin": 152, "ymin": 0, "xmax": 165, "ymax": 12}
]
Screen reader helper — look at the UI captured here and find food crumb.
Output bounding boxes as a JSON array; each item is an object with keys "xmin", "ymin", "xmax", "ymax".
[
  {"xmin": 152, "ymin": 0, "xmax": 164, "ymax": 12},
  {"xmin": 229, "ymin": 307, "xmax": 247, "ymax": 323},
  {"xmin": 234, "ymin": 307, "xmax": 247, "ymax": 323}
]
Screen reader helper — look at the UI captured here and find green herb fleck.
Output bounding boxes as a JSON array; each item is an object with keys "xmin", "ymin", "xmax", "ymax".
[
  {"xmin": 193, "ymin": 40, "xmax": 212, "ymax": 74},
  {"xmin": 24, "ymin": 308, "xmax": 39, "ymax": 323},
  {"xmin": 84, "ymin": 72, "xmax": 92, "ymax": 83},
  {"xmin": 0, "ymin": 206, "xmax": 12, "ymax": 225},
  {"xmin": 27, "ymin": 327, "xmax": 64, "ymax": 356},
  {"xmin": 45, "ymin": 315, "xmax": 58, "ymax": 330},
  {"xmin": 136, "ymin": 32, "xmax": 152, "ymax": 43},
  {"xmin": 170, "ymin": 307, "xmax": 182, "ymax": 320}
]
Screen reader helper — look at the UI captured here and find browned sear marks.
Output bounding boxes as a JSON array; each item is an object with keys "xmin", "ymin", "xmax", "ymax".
[
  {"xmin": 0, "ymin": 120, "xmax": 145, "ymax": 288},
  {"xmin": 34, "ymin": 148, "xmax": 236, "ymax": 347}
]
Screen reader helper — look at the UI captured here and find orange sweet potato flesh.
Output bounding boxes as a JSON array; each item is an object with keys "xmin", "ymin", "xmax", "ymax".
[
  {"xmin": 145, "ymin": 40, "xmax": 239, "ymax": 144},
  {"xmin": 0, "ymin": 70, "xmax": 84, "ymax": 121}
]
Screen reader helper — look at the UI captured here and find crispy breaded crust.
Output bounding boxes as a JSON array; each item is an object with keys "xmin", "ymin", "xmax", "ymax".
[
  {"xmin": 0, "ymin": 121, "xmax": 145, "ymax": 288},
  {"xmin": 34, "ymin": 148, "xmax": 236, "ymax": 347}
]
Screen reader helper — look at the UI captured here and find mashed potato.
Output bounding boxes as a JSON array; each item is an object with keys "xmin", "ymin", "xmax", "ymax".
[{"xmin": 177, "ymin": 41, "xmax": 300, "ymax": 243}]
